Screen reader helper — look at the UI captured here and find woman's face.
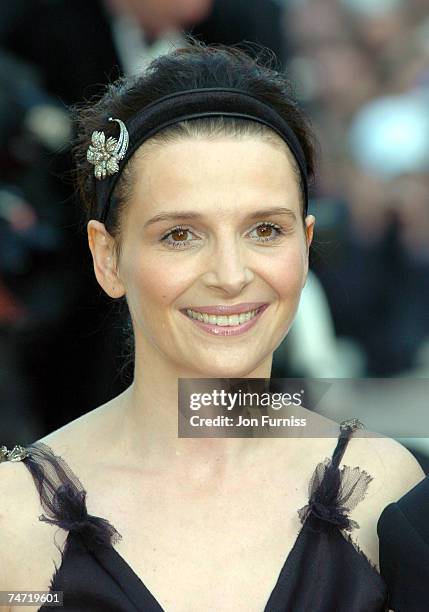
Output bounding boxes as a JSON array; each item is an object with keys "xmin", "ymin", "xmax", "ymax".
[{"xmin": 94, "ymin": 136, "xmax": 314, "ymax": 378}]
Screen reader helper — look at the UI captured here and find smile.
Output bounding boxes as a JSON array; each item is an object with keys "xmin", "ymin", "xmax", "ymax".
[
  {"xmin": 185, "ymin": 307, "xmax": 262, "ymax": 326},
  {"xmin": 180, "ymin": 304, "xmax": 269, "ymax": 337}
]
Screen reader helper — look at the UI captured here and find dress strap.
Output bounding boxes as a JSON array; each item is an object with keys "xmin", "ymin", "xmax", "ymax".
[
  {"xmin": 331, "ymin": 418, "xmax": 365, "ymax": 469},
  {"xmin": 297, "ymin": 418, "xmax": 373, "ymax": 532},
  {"xmin": 1, "ymin": 441, "xmax": 121, "ymax": 554}
]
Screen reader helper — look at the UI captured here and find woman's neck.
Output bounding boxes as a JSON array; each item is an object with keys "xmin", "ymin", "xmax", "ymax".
[{"xmin": 105, "ymin": 349, "xmax": 273, "ymax": 480}]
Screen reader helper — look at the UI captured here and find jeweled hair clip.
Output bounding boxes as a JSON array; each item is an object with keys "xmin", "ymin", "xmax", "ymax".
[
  {"xmin": 0, "ymin": 444, "xmax": 30, "ymax": 462},
  {"xmin": 87, "ymin": 117, "xmax": 129, "ymax": 180}
]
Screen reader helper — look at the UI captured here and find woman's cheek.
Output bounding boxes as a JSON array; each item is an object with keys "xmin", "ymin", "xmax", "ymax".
[{"xmin": 271, "ymin": 248, "xmax": 307, "ymax": 299}]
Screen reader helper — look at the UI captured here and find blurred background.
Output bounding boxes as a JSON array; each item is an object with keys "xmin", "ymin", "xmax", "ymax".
[{"xmin": 0, "ymin": 0, "xmax": 428, "ymax": 468}]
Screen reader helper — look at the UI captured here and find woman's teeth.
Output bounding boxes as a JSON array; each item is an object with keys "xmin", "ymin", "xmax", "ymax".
[{"xmin": 185, "ymin": 308, "xmax": 260, "ymax": 326}]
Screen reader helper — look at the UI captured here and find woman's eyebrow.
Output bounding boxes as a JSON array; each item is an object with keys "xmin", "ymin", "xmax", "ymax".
[{"xmin": 143, "ymin": 207, "xmax": 296, "ymax": 228}]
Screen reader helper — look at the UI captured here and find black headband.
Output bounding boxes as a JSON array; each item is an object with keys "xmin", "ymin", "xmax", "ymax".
[{"xmin": 93, "ymin": 88, "xmax": 309, "ymax": 222}]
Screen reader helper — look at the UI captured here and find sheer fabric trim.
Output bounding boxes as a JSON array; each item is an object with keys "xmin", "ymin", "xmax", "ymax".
[
  {"xmin": 297, "ymin": 420, "xmax": 373, "ymax": 532},
  {"xmin": 297, "ymin": 457, "xmax": 373, "ymax": 531},
  {"xmin": 297, "ymin": 420, "xmax": 377, "ymax": 571},
  {"xmin": 22, "ymin": 442, "xmax": 122, "ymax": 557}
]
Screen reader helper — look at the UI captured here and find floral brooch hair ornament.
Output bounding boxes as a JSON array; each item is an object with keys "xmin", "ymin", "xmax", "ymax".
[
  {"xmin": 0, "ymin": 444, "xmax": 30, "ymax": 462},
  {"xmin": 86, "ymin": 117, "xmax": 129, "ymax": 180}
]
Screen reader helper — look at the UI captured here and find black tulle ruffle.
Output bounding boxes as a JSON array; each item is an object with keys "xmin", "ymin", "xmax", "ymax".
[
  {"xmin": 298, "ymin": 458, "xmax": 373, "ymax": 531},
  {"xmin": 23, "ymin": 442, "xmax": 121, "ymax": 554},
  {"xmin": 297, "ymin": 420, "xmax": 373, "ymax": 532}
]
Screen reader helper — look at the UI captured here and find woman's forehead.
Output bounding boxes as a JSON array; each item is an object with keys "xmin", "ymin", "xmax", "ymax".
[{"xmin": 129, "ymin": 136, "xmax": 301, "ymax": 213}]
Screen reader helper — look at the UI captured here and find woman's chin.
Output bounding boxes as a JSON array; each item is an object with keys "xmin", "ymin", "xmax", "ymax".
[{"xmin": 188, "ymin": 361, "xmax": 266, "ymax": 379}]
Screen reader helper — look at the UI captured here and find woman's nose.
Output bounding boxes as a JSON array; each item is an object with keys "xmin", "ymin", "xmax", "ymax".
[{"xmin": 201, "ymin": 239, "xmax": 254, "ymax": 295}]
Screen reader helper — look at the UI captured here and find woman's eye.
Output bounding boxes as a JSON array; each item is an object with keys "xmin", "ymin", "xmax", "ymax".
[
  {"xmin": 160, "ymin": 225, "xmax": 198, "ymax": 249},
  {"xmin": 248, "ymin": 222, "xmax": 285, "ymax": 242},
  {"xmin": 160, "ymin": 221, "xmax": 285, "ymax": 250}
]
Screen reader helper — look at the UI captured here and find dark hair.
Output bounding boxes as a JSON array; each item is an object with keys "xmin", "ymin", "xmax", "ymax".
[{"xmin": 72, "ymin": 38, "xmax": 317, "ymax": 380}]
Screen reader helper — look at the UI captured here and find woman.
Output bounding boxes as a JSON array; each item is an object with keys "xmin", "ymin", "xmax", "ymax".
[{"xmin": 0, "ymin": 41, "xmax": 425, "ymax": 611}]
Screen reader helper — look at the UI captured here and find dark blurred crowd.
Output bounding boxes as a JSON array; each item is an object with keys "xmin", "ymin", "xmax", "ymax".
[
  {"xmin": 285, "ymin": 0, "xmax": 429, "ymax": 378},
  {"xmin": 0, "ymin": 0, "xmax": 428, "ymax": 445}
]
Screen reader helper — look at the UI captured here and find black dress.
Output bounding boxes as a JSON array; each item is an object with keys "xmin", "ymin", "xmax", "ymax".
[
  {"xmin": 3, "ymin": 420, "xmax": 389, "ymax": 611},
  {"xmin": 377, "ymin": 475, "xmax": 429, "ymax": 612}
]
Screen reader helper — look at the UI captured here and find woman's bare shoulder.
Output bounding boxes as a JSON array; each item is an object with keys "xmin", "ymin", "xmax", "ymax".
[
  {"xmin": 30, "ymin": 395, "xmax": 123, "ymax": 485},
  {"xmin": 0, "ymin": 457, "xmax": 43, "ymax": 542},
  {"xmin": 0, "ymin": 401, "xmax": 117, "ymax": 592},
  {"xmin": 37, "ymin": 400, "xmax": 115, "ymax": 456},
  {"xmin": 343, "ymin": 430, "xmax": 425, "ymax": 501},
  {"xmin": 297, "ymin": 406, "xmax": 425, "ymax": 499},
  {"xmin": 338, "ymin": 429, "xmax": 425, "ymax": 567},
  {"xmin": 0, "ymin": 459, "xmax": 65, "ymax": 595},
  {"xmin": 286, "ymin": 408, "xmax": 426, "ymax": 568}
]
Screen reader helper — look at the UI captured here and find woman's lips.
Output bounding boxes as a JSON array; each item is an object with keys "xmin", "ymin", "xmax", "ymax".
[
  {"xmin": 182, "ymin": 302, "xmax": 267, "ymax": 315},
  {"xmin": 180, "ymin": 304, "xmax": 269, "ymax": 336}
]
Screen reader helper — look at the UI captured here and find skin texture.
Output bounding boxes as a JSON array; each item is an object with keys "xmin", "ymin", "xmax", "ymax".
[{"xmin": 87, "ymin": 135, "xmax": 315, "ymax": 474}]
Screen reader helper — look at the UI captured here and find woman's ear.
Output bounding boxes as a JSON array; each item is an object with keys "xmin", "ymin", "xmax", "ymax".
[
  {"xmin": 302, "ymin": 214, "xmax": 315, "ymax": 288},
  {"xmin": 87, "ymin": 220, "xmax": 125, "ymax": 299}
]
